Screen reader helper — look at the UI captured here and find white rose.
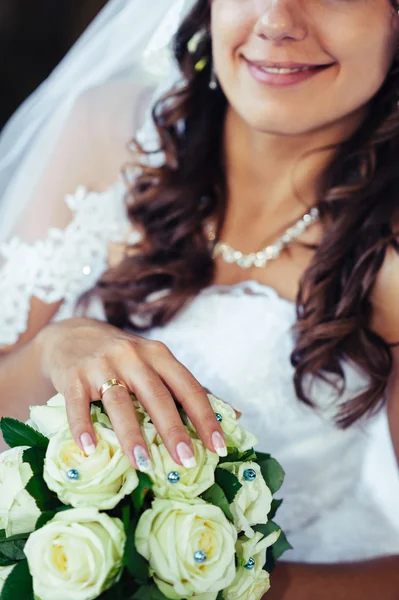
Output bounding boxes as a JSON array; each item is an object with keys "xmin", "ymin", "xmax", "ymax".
[
  {"xmin": 219, "ymin": 462, "xmax": 272, "ymax": 538},
  {"xmin": 29, "ymin": 393, "xmax": 69, "ymax": 437},
  {"xmin": 223, "ymin": 531, "xmax": 280, "ymax": 600},
  {"xmin": 0, "ymin": 447, "xmax": 41, "ymax": 536},
  {"xmin": 185, "ymin": 395, "xmax": 258, "ymax": 452},
  {"xmin": 136, "ymin": 498, "xmax": 237, "ymax": 599},
  {"xmin": 24, "ymin": 508, "xmax": 125, "ymax": 600},
  {"xmin": 144, "ymin": 425, "xmax": 219, "ymax": 500},
  {"xmin": 43, "ymin": 422, "xmax": 138, "ymax": 509},
  {"xmin": 29, "ymin": 394, "xmax": 112, "ymax": 438},
  {"xmin": 0, "ymin": 565, "xmax": 15, "ymax": 594},
  {"xmin": 133, "ymin": 396, "xmax": 151, "ymax": 426}
]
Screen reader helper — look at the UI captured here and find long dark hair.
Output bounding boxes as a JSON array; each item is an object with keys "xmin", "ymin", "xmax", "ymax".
[{"xmin": 97, "ymin": 0, "xmax": 399, "ymax": 427}]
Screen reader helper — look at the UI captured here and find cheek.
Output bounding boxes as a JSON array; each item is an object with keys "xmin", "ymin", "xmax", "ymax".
[
  {"xmin": 211, "ymin": 0, "xmax": 252, "ymax": 65},
  {"xmin": 332, "ymin": 15, "xmax": 398, "ymax": 101}
]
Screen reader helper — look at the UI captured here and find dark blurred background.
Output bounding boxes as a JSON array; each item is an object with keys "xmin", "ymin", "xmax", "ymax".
[{"xmin": 0, "ymin": 0, "xmax": 108, "ymax": 129}]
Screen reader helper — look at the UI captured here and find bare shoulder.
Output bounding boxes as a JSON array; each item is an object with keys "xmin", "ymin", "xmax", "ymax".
[{"xmin": 370, "ymin": 241, "xmax": 399, "ymax": 344}]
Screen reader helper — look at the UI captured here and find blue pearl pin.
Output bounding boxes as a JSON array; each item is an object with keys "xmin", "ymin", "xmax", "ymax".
[
  {"xmin": 243, "ymin": 468, "xmax": 257, "ymax": 482},
  {"xmin": 167, "ymin": 471, "xmax": 181, "ymax": 484},
  {"xmin": 215, "ymin": 413, "xmax": 223, "ymax": 423},
  {"xmin": 244, "ymin": 557, "xmax": 255, "ymax": 570},
  {"xmin": 67, "ymin": 469, "xmax": 80, "ymax": 481},
  {"xmin": 194, "ymin": 551, "xmax": 207, "ymax": 564}
]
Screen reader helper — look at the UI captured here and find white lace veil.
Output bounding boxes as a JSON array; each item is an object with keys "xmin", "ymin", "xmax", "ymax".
[{"xmin": 0, "ymin": 0, "xmax": 194, "ymax": 242}]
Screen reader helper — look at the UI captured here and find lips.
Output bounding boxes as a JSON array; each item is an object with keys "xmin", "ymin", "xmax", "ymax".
[
  {"xmin": 244, "ymin": 58, "xmax": 334, "ymax": 87},
  {"xmin": 246, "ymin": 59, "xmax": 334, "ymax": 71}
]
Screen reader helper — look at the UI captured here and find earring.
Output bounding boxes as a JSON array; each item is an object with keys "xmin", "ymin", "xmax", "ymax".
[{"xmin": 209, "ymin": 63, "xmax": 218, "ymax": 90}]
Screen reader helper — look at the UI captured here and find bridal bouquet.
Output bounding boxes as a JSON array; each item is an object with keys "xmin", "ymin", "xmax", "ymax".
[{"xmin": 0, "ymin": 393, "xmax": 291, "ymax": 600}]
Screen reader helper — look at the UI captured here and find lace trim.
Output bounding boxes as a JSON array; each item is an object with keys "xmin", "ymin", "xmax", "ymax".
[{"xmin": 0, "ymin": 181, "xmax": 132, "ymax": 346}]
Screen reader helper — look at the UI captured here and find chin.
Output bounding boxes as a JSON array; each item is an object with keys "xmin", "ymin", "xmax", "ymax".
[{"xmin": 244, "ymin": 114, "xmax": 321, "ymax": 137}]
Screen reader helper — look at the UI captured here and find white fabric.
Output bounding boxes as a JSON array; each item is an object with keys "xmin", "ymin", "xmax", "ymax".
[{"xmin": 2, "ymin": 179, "xmax": 397, "ymax": 563}]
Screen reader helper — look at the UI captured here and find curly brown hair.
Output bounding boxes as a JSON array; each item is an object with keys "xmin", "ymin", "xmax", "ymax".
[{"xmin": 97, "ymin": 0, "xmax": 399, "ymax": 427}]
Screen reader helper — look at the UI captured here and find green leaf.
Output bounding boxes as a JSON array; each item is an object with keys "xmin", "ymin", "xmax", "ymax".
[
  {"xmin": 201, "ymin": 484, "xmax": 234, "ymax": 522},
  {"xmin": 0, "ymin": 418, "xmax": 48, "ymax": 450},
  {"xmin": 264, "ymin": 545, "xmax": 276, "ymax": 574},
  {"xmin": 35, "ymin": 511, "xmax": 57, "ymax": 530},
  {"xmin": 268, "ymin": 498, "xmax": 283, "ymax": 521},
  {"xmin": 218, "ymin": 447, "xmax": 257, "ymax": 466},
  {"xmin": 253, "ymin": 521, "xmax": 293, "ymax": 563},
  {"xmin": 131, "ymin": 473, "xmax": 153, "ymax": 514},
  {"xmin": 256, "ymin": 457, "xmax": 285, "ymax": 495},
  {"xmin": 0, "ymin": 531, "xmax": 5, "ymax": 540},
  {"xmin": 132, "ymin": 585, "xmax": 169, "ymax": 600},
  {"xmin": 123, "ymin": 518, "xmax": 149, "ymax": 585},
  {"xmin": 216, "ymin": 592, "xmax": 224, "ymax": 600},
  {"xmin": 271, "ymin": 529, "xmax": 293, "ymax": 562},
  {"xmin": 215, "ymin": 468, "xmax": 242, "ymax": 503},
  {"xmin": 0, "ymin": 533, "xmax": 29, "ymax": 543},
  {"xmin": 122, "ymin": 504, "xmax": 131, "ymax": 534},
  {"xmin": 97, "ymin": 583, "xmax": 124, "ymax": 600},
  {"xmin": 22, "ymin": 447, "xmax": 46, "ymax": 475},
  {"xmin": 255, "ymin": 451, "xmax": 271, "ymax": 462},
  {"xmin": 238, "ymin": 448, "xmax": 257, "ymax": 462},
  {"xmin": 0, "ymin": 539, "xmax": 26, "ymax": 567},
  {"xmin": 25, "ymin": 475, "xmax": 59, "ymax": 512},
  {"xmin": 0, "ymin": 559, "xmax": 34, "ymax": 600}
]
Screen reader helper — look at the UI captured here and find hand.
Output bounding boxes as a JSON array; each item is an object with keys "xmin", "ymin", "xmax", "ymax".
[{"xmin": 37, "ymin": 318, "xmax": 227, "ymax": 472}]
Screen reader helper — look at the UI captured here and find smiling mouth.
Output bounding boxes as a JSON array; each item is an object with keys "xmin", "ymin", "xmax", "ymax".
[
  {"xmin": 256, "ymin": 65, "xmax": 330, "ymax": 74},
  {"xmin": 245, "ymin": 59, "xmax": 334, "ymax": 74}
]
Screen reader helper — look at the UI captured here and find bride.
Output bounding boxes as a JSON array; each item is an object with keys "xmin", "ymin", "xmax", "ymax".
[{"xmin": 1, "ymin": 0, "xmax": 399, "ymax": 596}]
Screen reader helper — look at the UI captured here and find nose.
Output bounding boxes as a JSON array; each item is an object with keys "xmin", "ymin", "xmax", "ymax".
[{"xmin": 254, "ymin": 0, "xmax": 307, "ymax": 43}]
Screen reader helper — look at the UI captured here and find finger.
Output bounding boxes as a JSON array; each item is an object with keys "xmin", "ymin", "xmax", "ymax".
[
  {"xmin": 93, "ymin": 372, "xmax": 153, "ymax": 473},
  {"xmin": 119, "ymin": 355, "xmax": 198, "ymax": 469},
  {"xmin": 149, "ymin": 349, "xmax": 227, "ymax": 457},
  {"xmin": 64, "ymin": 377, "xmax": 97, "ymax": 456}
]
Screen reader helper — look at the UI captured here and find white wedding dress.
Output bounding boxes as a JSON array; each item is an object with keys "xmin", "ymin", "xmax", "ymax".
[{"xmin": 1, "ymin": 176, "xmax": 399, "ymax": 564}]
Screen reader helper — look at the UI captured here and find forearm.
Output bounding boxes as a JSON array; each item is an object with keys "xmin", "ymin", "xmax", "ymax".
[
  {"xmin": 0, "ymin": 335, "xmax": 55, "ymax": 433},
  {"xmin": 266, "ymin": 555, "xmax": 399, "ymax": 600}
]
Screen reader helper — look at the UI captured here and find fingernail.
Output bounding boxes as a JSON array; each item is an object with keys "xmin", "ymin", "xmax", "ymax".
[
  {"xmin": 80, "ymin": 433, "xmax": 96, "ymax": 456},
  {"xmin": 176, "ymin": 442, "xmax": 197, "ymax": 469},
  {"xmin": 133, "ymin": 446, "xmax": 153, "ymax": 473},
  {"xmin": 212, "ymin": 431, "xmax": 228, "ymax": 457}
]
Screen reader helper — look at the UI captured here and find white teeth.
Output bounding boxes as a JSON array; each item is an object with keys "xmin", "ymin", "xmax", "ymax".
[{"xmin": 259, "ymin": 66, "xmax": 310, "ymax": 74}]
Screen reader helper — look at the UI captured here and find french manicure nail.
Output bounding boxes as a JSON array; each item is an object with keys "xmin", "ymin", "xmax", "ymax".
[
  {"xmin": 133, "ymin": 446, "xmax": 153, "ymax": 473},
  {"xmin": 212, "ymin": 431, "xmax": 228, "ymax": 457},
  {"xmin": 80, "ymin": 433, "xmax": 96, "ymax": 456},
  {"xmin": 176, "ymin": 442, "xmax": 197, "ymax": 469}
]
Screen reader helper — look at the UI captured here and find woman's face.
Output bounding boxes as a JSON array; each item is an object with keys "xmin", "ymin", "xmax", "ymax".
[{"xmin": 211, "ymin": 0, "xmax": 399, "ymax": 136}]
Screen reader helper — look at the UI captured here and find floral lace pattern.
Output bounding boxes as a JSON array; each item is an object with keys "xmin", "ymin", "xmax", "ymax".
[{"xmin": 0, "ymin": 180, "xmax": 131, "ymax": 346}]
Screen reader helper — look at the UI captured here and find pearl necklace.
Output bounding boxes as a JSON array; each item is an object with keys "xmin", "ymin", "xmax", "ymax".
[{"xmin": 205, "ymin": 207, "xmax": 319, "ymax": 270}]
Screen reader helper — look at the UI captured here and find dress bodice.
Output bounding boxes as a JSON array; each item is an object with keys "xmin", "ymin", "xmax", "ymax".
[{"xmin": 2, "ymin": 181, "xmax": 399, "ymax": 563}]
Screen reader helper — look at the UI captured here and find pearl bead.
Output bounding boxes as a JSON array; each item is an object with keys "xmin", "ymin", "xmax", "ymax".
[
  {"xmin": 167, "ymin": 471, "xmax": 181, "ymax": 484},
  {"xmin": 67, "ymin": 469, "xmax": 79, "ymax": 481},
  {"xmin": 194, "ymin": 550, "xmax": 207, "ymax": 564},
  {"xmin": 244, "ymin": 557, "xmax": 255, "ymax": 570},
  {"xmin": 243, "ymin": 468, "xmax": 257, "ymax": 482},
  {"xmin": 215, "ymin": 413, "xmax": 223, "ymax": 423}
]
